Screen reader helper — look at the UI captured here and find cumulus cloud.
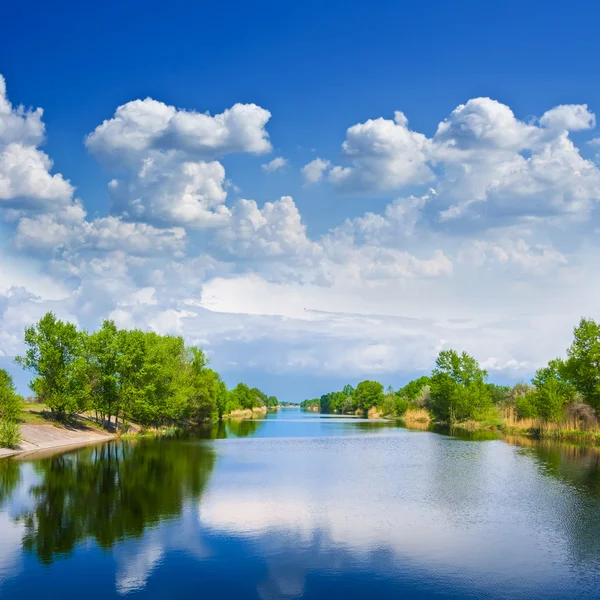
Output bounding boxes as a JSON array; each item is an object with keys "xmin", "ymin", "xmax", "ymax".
[
  {"xmin": 539, "ymin": 104, "xmax": 596, "ymax": 131},
  {"xmin": 85, "ymin": 96, "xmax": 274, "ymax": 228},
  {"xmin": 108, "ymin": 153, "xmax": 230, "ymax": 228},
  {"xmin": 0, "ymin": 76, "xmax": 74, "ymax": 210},
  {"xmin": 301, "ymin": 157, "xmax": 331, "ymax": 184},
  {"xmin": 2, "ymin": 73, "xmax": 600, "ymax": 390},
  {"xmin": 262, "ymin": 156, "xmax": 287, "ymax": 172},
  {"xmin": 86, "ymin": 98, "xmax": 272, "ymax": 162},
  {"xmin": 327, "ymin": 111, "xmax": 433, "ymax": 191},
  {"xmin": 311, "ymin": 97, "xmax": 600, "ymax": 228},
  {"xmin": 217, "ymin": 196, "xmax": 317, "ymax": 259}
]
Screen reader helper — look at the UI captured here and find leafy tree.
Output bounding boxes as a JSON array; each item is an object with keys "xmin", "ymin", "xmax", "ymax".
[
  {"xmin": 342, "ymin": 384, "xmax": 355, "ymax": 397},
  {"xmin": 565, "ymin": 318, "xmax": 600, "ymax": 411},
  {"xmin": 14, "ymin": 313, "xmax": 278, "ymax": 427},
  {"xmin": 187, "ymin": 347, "xmax": 225, "ymax": 422},
  {"xmin": 0, "ymin": 369, "xmax": 23, "ymax": 422},
  {"xmin": 531, "ymin": 358, "xmax": 573, "ymax": 422},
  {"xmin": 230, "ymin": 383, "xmax": 255, "ymax": 410},
  {"xmin": 399, "ymin": 376, "xmax": 431, "ymax": 401},
  {"xmin": 353, "ymin": 380, "xmax": 384, "ymax": 414},
  {"xmin": 86, "ymin": 320, "xmax": 120, "ymax": 426},
  {"xmin": 429, "ymin": 350, "xmax": 493, "ymax": 422},
  {"xmin": 15, "ymin": 313, "xmax": 87, "ymax": 418},
  {"xmin": 486, "ymin": 383, "xmax": 511, "ymax": 406}
]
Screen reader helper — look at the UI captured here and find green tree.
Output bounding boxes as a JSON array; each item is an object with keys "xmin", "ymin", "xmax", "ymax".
[
  {"xmin": 353, "ymin": 380, "xmax": 384, "ymax": 414},
  {"xmin": 230, "ymin": 383, "xmax": 255, "ymax": 410},
  {"xmin": 565, "ymin": 318, "xmax": 600, "ymax": 411},
  {"xmin": 86, "ymin": 320, "xmax": 120, "ymax": 427},
  {"xmin": 0, "ymin": 369, "xmax": 23, "ymax": 449},
  {"xmin": 399, "ymin": 376, "xmax": 431, "ymax": 401},
  {"xmin": 16, "ymin": 313, "xmax": 87, "ymax": 418},
  {"xmin": 0, "ymin": 369, "xmax": 23, "ymax": 422},
  {"xmin": 429, "ymin": 349, "xmax": 493, "ymax": 422},
  {"xmin": 531, "ymin": 358, "xmax": 573, "ymax": 422},
  {"xmin": 186, "ymin": 347, "xmax": 226, "ymax": 422}
]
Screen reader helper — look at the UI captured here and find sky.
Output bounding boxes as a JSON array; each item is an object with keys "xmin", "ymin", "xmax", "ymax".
[{"xmin": 2, "ymin": 0, "xmax": 600, "ymax": 400}]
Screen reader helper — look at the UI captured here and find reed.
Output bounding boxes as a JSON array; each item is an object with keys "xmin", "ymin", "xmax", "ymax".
[{"xmin": 402, "ymin": 407, "xmax": 431, "ymax": 424}]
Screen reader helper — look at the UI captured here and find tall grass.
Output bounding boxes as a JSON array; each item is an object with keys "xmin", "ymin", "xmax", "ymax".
[
  {"xmin": 0, "ymin": 419, "xmax": 21, "ymax": 449},
  {"xmin": 402, "ymin": 407, "xmax": 431, "ymax": 424},
  {"xmin": 500, "ymin": 406, "xmax": 600, "ymax": 444}
]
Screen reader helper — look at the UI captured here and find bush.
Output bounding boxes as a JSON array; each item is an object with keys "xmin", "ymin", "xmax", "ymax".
[
  {"xmin": 413, "ymin": 385, "xmax": 431, "ymax": 408},
  {"xmin": 0, "ymin": 369, "xmax": 23, "ymax": 422},
  {"xmin": 394, "ymin": 396, "xmax": 409, "ymax": 416},
  {"xmin": 565, "ymin": 400, "xmax": 597, "ymax": 430},
  {"xmin": 379, "ymin": 393, "xmax": 397, "ymax": 417},
  {"xmin": 0, "ymin": 419, "xmax": 21, "ymax": 449},
  {"xmin": 515, "ymin": 391, "xmax": 538, "ymax": 419}
]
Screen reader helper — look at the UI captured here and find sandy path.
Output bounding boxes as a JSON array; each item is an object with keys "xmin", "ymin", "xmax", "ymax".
[{"xmin": 0, "ymin": 423, "xmax": 114, "ymax": 459}]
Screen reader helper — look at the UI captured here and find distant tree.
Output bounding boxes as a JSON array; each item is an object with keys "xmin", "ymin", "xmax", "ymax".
[
  {"xmin": 353, "ymin": 380, "xmax": 384, "ymax": 414},
  {"xmin": 531, "ymin": 358, "xmax": 573, "ymax": 422},
  {"xmin": 486, "ymin": 383, "xmax": 511, "ymax": 406},
  {"xmin": 230, "ymin": 383, "xmax": 255, "ymax": 410},
  {"xmin": 399, "ymin": 376, "xmax": 431, "ymax": 401},
  {"xmin": 429, "ymin": 350, "xmax": 493, "ymax": 422}
]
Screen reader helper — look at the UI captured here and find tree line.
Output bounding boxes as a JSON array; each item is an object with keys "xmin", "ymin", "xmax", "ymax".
[
  {"xmin": 301, "ymin": 317, "xmax": 600, "ymax": 432},
  {"xmin": 0, "ymin": 312, "xmax": 279, "ymax": 446}
]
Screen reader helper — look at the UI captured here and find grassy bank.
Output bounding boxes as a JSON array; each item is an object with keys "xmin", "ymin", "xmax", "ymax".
[{"xmin": 403, "ymin": 407, "xmax": 600, "ymax": 447}]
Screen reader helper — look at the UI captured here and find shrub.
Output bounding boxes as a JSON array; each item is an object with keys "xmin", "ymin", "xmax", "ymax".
[
  {"xmin": 0, "ymin": 419, "xmax": 21, "ymax": 449},
  {"xmin": 515, "ymin": 391, "xmax": 538, "ymax": 419},
  {"xmin": 394, "ymin": 396, "xmax": 409, "ymax": 416},
  {"xmin": 565, "ymin": 400, "xmax": 597, "ymax": 430}
]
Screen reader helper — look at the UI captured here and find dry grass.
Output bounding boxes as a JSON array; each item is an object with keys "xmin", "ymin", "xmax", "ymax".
[
  {"xmin": 500, "ymin": 408, "xmax": 600, "ymax": 445},
  {"xmin": 402, "ymin": 408, "xmax": 431, "ymax": 424}
]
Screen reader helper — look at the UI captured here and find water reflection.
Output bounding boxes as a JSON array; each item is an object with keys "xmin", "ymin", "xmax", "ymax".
[
  {"xmin": 2, "ymin": 413, "xmax": 600, "ymax": 599},
  {"xmin": 15, "ymin": 439, "xmax": 215, "ymax": 564},
  {"xmin": 0, "ymin": 459, "xmax": 20, "ymax": 507}
]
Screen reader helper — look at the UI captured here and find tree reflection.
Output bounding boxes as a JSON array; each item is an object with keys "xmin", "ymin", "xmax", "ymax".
[
  {"xmin": 0, "ymin": 458, "xmax": 21, "ymax": 507},
  {"xmin": 509, "ymin": 437, "xmax": 600, "ymax": 497},
  {"xmin": 191, "ymin": 417, "xmax": 267, "ymax": 440},
  {"xmin": 17, "ymin": 439, "xmax": 216, "ymax": 564}
]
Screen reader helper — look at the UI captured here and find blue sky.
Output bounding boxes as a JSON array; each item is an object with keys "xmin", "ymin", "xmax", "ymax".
[{"xmin": 2, "ymin": 0, "xmax": 600, "ymax": 399}]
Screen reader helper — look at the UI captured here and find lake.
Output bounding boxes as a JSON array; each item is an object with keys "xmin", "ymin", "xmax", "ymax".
[{"xmin": 1, "ymin": 408, "xmax": 600, "ymax": 599}]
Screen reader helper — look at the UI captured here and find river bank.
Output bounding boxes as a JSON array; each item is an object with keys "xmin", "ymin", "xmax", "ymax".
[
  {"xmin": 0, "ymin": 422, "xmax": 114, "ymax": 459},
  {"xmin": 0, "ymin": 404, "xmax": 278, "ymax": 458}
]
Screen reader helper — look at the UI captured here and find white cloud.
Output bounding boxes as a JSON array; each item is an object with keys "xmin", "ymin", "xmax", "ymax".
[
  {"xmin": 309, "ymin": 97, "xmax": 600, "ymax": 228},
  {"xmin": 262, "ymin": 156, "xmax": 287, "ymax": 172},
  {"xmin": 0, "ymin": 76, "xmax": 74, "ymax": 209},
  {"xmin": 301, "ymin": 157, "xmax": 330, "ymax": 184},
  {"xmin": 539, "ymin": 104, "xmax": 596, "ymax": 131},
  {"xmin": 86, "ymin": 97, "xmax": 272, "ymax": 162},
  {"xmin": 327, "ymin": 111, "xmax": 433, "ymax": 191},
  {"xmin": 217, "ymin": 196, "xmax": 317, "ymax": 259},
  {"xmin": 108, "ymin": 152, "xmax": 230, "ymax": 228},
  {"xmin": 85, "ymin": 96, "xmax": 274, "ymax": 229},
  {"xmin": 3, "ymin": 73, "xmax": 600, "ymax": 388},
  {"xmin": 458, "ymin": 236, "xmax": 568, "ymax": 273},
  {"xmin": 0, "ymin": 75, "xmax": 45, "ymax": 146}
]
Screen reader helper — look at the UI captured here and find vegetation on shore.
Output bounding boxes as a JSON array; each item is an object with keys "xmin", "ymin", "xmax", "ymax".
[
  {"xmin": 301, "ymin": 317, "xmax": 600, "ymax": 446},
  {"xmin": 0, "ymin": 370, "xmax": 23, "ymax": 448},
  {"xmin": 0, "ymin": 312, "xmax": 279, "ymax": 448}
]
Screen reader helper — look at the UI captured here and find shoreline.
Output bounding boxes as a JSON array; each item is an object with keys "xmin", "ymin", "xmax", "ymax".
[{"xmin": 0, "ymin": 423, "xmax": 115, "ymax": 460}]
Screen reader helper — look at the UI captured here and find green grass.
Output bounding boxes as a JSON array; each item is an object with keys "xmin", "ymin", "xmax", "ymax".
[{"xmin": 19, "ymin": 403, "xmax": 51, "ymax": 424}]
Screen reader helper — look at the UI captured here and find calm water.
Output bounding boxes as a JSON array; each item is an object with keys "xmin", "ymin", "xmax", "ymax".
[{"xmin": 2, "ymin": 409, "xmax": 600, "ymax": 599}]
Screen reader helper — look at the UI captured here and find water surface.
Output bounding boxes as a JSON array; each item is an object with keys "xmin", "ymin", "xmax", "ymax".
[{"xmin": 1, "ymin": 409, "xmax": 600, "ymax": 599}]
